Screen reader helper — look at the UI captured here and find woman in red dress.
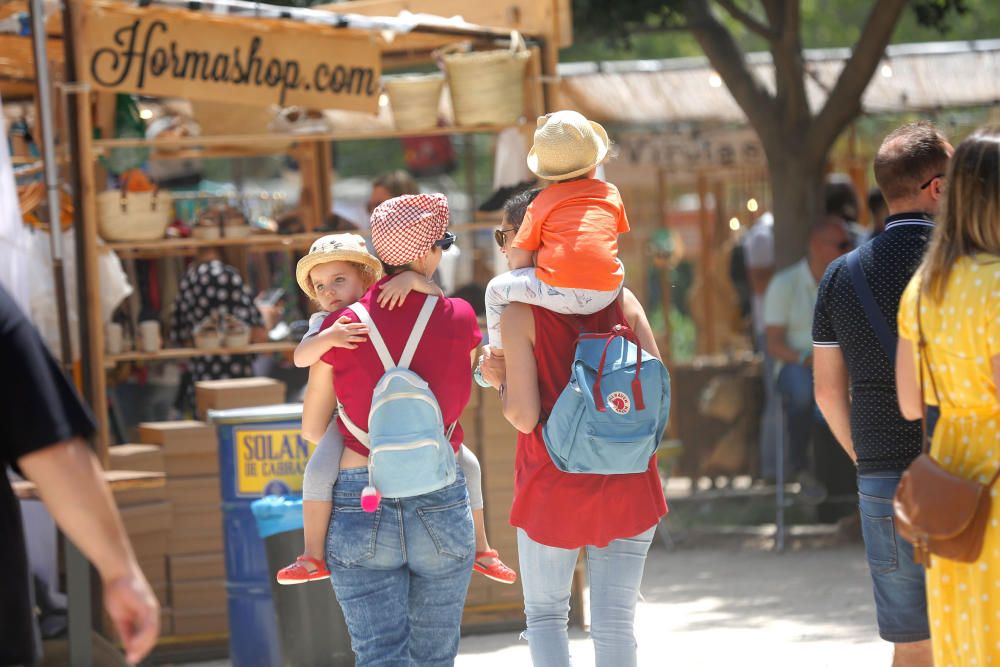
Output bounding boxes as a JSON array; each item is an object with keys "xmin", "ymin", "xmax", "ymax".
[{"xmin": 481, "ymin": 190, "xmax": 667, "ymax": 667}]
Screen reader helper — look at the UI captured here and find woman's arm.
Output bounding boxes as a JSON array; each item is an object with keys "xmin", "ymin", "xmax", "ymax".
[
  {"xmin": 302, "ymin": 362, "xmax": 338, "ymax": 442},
  {"xmin": 896, "ymin": 338, "xmax": 923, "ymax": 421},
  {"xmin": 621, "ymin": 288, "xmax": 662, "ymax": 361},
  {"xmin": 507, "ymin": 248, "xmax": 535, "ymax": 271},
  {"xmin": 497, "ymin": 303, "xmax": 540, "ymax": 433}
]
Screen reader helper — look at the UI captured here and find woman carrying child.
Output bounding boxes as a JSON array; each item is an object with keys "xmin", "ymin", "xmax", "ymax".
[
  {"xmin": 480, "ymin": 115, "xmax": 667, "ymax": 667},
  {"xmin": 298, "ymin": 195, "xmax": 500, "ymax": 665},
  {"xmin": 276, "ymin": 232, "xmax": 514, "ymax": 588}
]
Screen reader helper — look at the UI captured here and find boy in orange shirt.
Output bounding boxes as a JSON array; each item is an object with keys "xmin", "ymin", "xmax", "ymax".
[{"xmin": 484, "ymin": 110, "xmax": 628, "ymax": 356}]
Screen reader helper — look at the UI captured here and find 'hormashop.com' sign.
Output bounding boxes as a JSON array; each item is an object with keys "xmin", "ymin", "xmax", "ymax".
[{"xmin": 80, "ymin": 0, "xmax": 381, "ymax": 112}]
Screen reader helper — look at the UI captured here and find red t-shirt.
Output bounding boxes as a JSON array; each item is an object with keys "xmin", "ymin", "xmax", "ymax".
[
  {"xmin": 321, "ymin": 278, "xmax": 482, "ymax": 456},
  {"xmin": 509, "ymin": 303, "xmax": 667, "ymax": 549}
]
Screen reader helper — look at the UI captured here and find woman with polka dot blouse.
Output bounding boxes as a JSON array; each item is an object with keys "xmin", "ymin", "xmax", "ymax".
[{"xmin": 896, "ymin": 127, "xmax": 1000, "ymax": 666}]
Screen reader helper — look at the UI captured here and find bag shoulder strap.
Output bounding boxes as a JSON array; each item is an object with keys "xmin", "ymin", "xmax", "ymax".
[
  {"xmin": 337, "ymin": 404, "xmax": 371, "ymax": 448},
  {"xmin": 398, "ymin": 296, "xmax": 438, "ymax": 370},
  {"xmin": 846, "ymin": 248, "xmax": 896, "ymax": 363},
  {"xmin": 348, "ymin": 303, "xmax": 395, "ymax": 372}
]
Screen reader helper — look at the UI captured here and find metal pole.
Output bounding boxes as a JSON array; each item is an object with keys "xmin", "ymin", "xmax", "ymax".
[
  {"xmin": 28, "ymin": 0, "xmax": 72, "ymax": 371},
  {"xmin": 775, "ymin": 399, "xmax": 785, "ymax": 553}
]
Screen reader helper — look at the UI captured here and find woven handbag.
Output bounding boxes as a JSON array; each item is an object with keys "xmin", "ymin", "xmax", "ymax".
[
  {"xmin": 96, "ymin": 175, "xmax": 173, "ymax": 242},
  {"xmin": 893, "ymin": 283, "xmax": 1000, "ymax": 566},
  {"xmin": 437, "ymin": 32, "xmax": 530, "ymax": 126}
]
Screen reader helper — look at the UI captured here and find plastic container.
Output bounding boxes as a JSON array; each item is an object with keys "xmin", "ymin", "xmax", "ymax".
[
  {"xmin": 210, "ymin": 404, "xmax": 313, "ymax": 667},
  {"xmin": 252, "ymin": 496, "xmax": 354, "ymax": 666}
]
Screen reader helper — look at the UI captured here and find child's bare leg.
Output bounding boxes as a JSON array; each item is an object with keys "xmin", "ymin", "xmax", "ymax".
[
  {"xmin": 302, "ymin": 500, "xmax": 332, "ymax": 564},
  {"xmin": 472, "ymin": 508, "xmax": 494, "ymax": 561}
]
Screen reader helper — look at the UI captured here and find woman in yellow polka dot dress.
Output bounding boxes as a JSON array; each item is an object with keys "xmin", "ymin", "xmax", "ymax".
[{"xmin": 896, "ymin": 127, "xmax": 1000, "ymax": 666}]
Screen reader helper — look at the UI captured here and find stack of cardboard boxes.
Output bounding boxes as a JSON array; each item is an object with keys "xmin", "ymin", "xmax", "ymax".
[
  {"xmin": 107, "ymin": 444, "xmax": 172, "ymax": 634},
  {"xmin": 138, "ymin": 421, "xmax": 228, "ymax": 637}
]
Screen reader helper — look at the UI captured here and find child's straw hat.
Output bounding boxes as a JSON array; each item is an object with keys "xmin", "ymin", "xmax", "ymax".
[
  {"xmin": 295, "ymin": 233, "xmax": 383, "ymax": 300},
  {"xmin": 526, "ymin": 110, "xmax": 610, "ymax": 181}
]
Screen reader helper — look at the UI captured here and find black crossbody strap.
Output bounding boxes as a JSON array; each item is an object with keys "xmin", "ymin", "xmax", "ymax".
[{"xmin": 846, "ymin": 248, "xmax": 897, "ymax": 364}]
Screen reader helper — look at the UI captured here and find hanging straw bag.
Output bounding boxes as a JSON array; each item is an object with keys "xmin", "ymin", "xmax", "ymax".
[
  {"xmin": 384, "ymin": 74, "xmax": 445, "ymax": 131},
  {"xmin": 437, "ymin": 32, "xmax": 530, "ymax": 126},
  {"xmin": 893, "ymin": 282, "xmax": 1000, "ymax": 567},
  {"xmin": 96, "ymin": 175, "xmax": 173, "ymax": 241}
]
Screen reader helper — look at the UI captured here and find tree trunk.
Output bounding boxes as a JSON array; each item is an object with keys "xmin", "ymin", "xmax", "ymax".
[{"xmin": 767, "ymin": 151, "xmax": 825, "ymax": 270}]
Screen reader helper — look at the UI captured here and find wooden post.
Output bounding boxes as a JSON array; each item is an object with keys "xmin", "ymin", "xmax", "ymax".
[
  {"xmin": 656, "ymin": 167, "xmax": 672, "ymax": 363},
  {"xmin": 697, "ymin": 171, "xmax": 716, "ymax": 355}
]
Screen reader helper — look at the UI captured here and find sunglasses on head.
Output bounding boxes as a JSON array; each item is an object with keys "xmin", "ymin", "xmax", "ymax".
[
  {"xmin": 919, "ymin": 173, "xmax": 945, "ymax": 190},
  {"xmin": 434, "ymin": 231, "xmax": 456, "ymax": 251},
  {"xmin": 494, "ymin": 227, "xmax": 517, "ymax": 249}
]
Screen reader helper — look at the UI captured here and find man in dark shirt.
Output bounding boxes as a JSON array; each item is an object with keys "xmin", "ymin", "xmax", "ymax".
[
  {"xmin": 813, "ymin": 121, "xmax": 951, "ymax": 666},
  {"xmin": 0, "ymin": 285, "xmax": 159, "ymax": 665}
]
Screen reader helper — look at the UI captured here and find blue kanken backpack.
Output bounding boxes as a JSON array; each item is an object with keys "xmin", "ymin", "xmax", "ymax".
[
  {"xmin": 543, "ymin": 324, "xmax": 670, "ymax": 474},
  {"xmin": 337, "ymin": 296, "xmax": 457, "ymax": 507}
]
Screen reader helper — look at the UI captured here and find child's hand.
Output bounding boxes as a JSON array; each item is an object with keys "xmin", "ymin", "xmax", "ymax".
[
  {"xmin": 378, "ymin": 272, "xmax": 441, "ymax": 310},
  {"xmin": 324, "ymin": 315, "xmax": 368, "ymax": 349}
]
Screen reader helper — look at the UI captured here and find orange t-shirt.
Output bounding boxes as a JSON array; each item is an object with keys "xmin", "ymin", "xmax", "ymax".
[{"xmin": 511, "ymin": 179, "xmax": 629, "ymax": 291}]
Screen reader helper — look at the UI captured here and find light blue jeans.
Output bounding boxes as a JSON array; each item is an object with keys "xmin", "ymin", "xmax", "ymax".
[
  {"xmin": 326, "ymin": 466, "xmax": 475, "ymax": 667},
  {"xmin": 517, "ymin": 525, "xmax": 656, "ymax": 667}
]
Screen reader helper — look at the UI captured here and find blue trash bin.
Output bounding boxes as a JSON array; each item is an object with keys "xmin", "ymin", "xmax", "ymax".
[
  {"xmin": 209, "ymin": 404, "xmax": 315, "ymax": 667},
  {"xmin": 252, "ymin": 496, "xmax": 354, "ymax": 666}
]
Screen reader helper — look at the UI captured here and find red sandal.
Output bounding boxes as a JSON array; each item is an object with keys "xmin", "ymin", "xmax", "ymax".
[
  {"xmin": 276, "ymin": 555, "xmax": 330, "ymax": 585},
  {"xmin": 473, "ymin": 550, "xmax": 517, "ymax": 584}
]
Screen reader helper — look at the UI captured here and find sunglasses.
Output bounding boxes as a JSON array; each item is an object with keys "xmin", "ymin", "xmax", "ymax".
[
  {"xmin": 919, "ymin": 173, "xmax": 945, "ymax": 190},
  {"xmin": 494, "ymin": 227, "xmax": 517, "ymax": 249},
  {"xmin": 434, "ymin": 231, "xmax": 456, "ymax": 251}
]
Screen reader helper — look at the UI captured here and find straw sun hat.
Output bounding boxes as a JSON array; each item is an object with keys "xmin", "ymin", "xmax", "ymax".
[
  {"xmin": 526, "ymin": 110, "xmax": 610, "ymax": 181},
  {"xmin": 295, "ymin": 233, "xmax": 384, "ymax": 301}
]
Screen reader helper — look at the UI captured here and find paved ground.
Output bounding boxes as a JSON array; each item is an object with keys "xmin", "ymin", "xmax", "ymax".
[{"xmin": 184, "ymin": 538, "xmax": 894, "ymax": 666}]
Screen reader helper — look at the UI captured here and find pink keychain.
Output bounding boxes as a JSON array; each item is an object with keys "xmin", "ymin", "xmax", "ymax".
[{"xmin": 361, "ymin": 485, "xmax": 381, "ymax": 512}]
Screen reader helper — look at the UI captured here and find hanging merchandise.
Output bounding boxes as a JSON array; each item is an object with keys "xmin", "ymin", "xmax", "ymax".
[
  {"xmin": 437, "ymin": 32, "xmax": 530, "ymax": 126},
  {"xmin": 0, "ymin": 99, "xmax": 34, "ymax": 315},
  {"xmin": 100, "ymin": 94, "xmax": 151, "ymax": 175},
  {"xmin": 401, "ymin": 135, "xmax": 456, "ymax": 177}
]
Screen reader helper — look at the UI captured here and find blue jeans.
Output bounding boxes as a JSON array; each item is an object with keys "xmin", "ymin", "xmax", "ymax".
[
  {"xmin": 858, "ymin": 472, "xmax": 930, "ymax": 643},
  {"xmin": 326, "ymin": 467, "xmax": 475, "ymax": 667},
  {"xmin": 517, "ymin": 526, "xmax": 656, "ymax": 667},
  {"xmin": 776, "ymin": 362, "xmax": 815, "ymax": 472}
]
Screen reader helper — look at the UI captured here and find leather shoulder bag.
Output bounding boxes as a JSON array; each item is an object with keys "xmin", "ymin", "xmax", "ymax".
[{"xmin": 893, "ymin": 281, "xmax": 1000, "ymax": 567}]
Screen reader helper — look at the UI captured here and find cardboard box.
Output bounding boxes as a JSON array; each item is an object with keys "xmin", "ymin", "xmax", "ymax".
[
  {"xmin": 169, "ymin": 553, "xmax": 225, "ymax": 582},
  {"xmin": 169, "ymin": 531, "xmax": 224, "ymax": 556},
  {"xmin": 108, "ymin": 444, "xmax": 165, "ymax": 473},
  {"xmin": 113, "ymin": 484, "xmax": 167, "ymax": 506},
  {"xmin": 118, "ymin": 502, "xmax": 173, "ymax": 537},
  {"xmin": 194, "ymin": 377, "xmax": 286, "ymax": 420},
  {"xmin": 173, "ymin": 506, "xmax": 222, "ymax": 533},
  {"xmin": 170, "ymin": 580, "xmax": 226, "ymax": 610},
  {"xmin": 138, "ymin": 421, "xmax": 219, "ymax": 477},
  {"xmin": 172, "ymin": 608, "xmax": 228, "ymax": 636},
  {"xmin": 166, "ymin": 476, "xmax": 221, "ymax": 509},
  {"xmin": 138, "ymin": 556, "xmax": 169, "ymax": 586},
  {"xmin": 130, "ymin": 531, "xmax": 169, "ymax": 556}
]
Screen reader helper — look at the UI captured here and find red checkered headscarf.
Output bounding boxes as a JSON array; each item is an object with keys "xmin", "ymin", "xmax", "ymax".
[{"xmin": 369, "ymin": 193, "xmax": 450, "ymax": 266}]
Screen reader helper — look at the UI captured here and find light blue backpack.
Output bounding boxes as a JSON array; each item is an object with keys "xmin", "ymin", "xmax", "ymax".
[
  {"xmin": 543, "ymin": 324, "xmax": 670, "ymax": 474},
  {"xmin": 337, "ymin": 296, "xmax": 457, "ymax": 504}
]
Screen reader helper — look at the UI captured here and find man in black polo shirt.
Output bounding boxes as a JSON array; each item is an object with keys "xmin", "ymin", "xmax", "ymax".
[
  {"xmin": 0, "ymin": 285, "xmax": 160, "ymax": 665},
  {"xmin": 813, "ymin": 121, "xmax": 951, "ymax": 666}
]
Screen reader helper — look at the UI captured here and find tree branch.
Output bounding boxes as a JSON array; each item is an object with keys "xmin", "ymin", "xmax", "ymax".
[
  {"xmin": 682, "ymin": 0, "xmax": 780, "ymax": 147},
  {"xmin": 715, "ymin": 0, "xmax": 777, "ymax": 40},
  {"xmin": 770, "ymin": 0, "xmax": 809, "ymax": 131},
  {"xmin": 805, "ymin": 0, "xmax": 907, "ymax": 160}
]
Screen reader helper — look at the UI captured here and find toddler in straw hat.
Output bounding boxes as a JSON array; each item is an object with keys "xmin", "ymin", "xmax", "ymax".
[
  {"xmin": 277, "ymin": 231, "xmax": 515, "ymax": 586},
  {"xmin": 483, "ymin": 110, "xmax": 628, "ymax": 358}
]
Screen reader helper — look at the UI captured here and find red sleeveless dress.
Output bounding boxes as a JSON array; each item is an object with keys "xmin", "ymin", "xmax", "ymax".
[{"xmin": 509, "ymin": 303, "xmax": 668, "ymax": 549}]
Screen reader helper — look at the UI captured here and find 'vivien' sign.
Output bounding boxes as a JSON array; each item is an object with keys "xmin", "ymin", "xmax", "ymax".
[{"xmin": 79, "ymin": 0, "xmax": 381, "ymax": 112}]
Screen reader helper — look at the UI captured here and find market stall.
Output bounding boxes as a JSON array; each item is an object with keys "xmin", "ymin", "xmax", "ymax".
[{"xmin": 7, "ymin": 0, "xmax": 573, "ymax": 662}]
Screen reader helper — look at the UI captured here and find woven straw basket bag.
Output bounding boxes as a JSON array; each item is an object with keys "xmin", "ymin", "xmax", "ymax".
[
  {"xmin": 384, "ymin": 74, "xmax": 445, "ymax": 131},
  {"xmin": 437, "ymin": 32, "xmax": 530, "ymax": 126},
  {"xmin": 96, "ymin": 178, "xmax": 173, "ymax": 241}
]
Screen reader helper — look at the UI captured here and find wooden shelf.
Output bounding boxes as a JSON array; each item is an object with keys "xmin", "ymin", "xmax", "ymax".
[
  {"xmin": 105, "ymin": 341, "xmax": 296, "ymax": 366},
  {"xmin": 13, "ymin": 470, "xmax": 164, "ymax": 500},
  {"xmin": 106, "ymin": 232, "xmax": 319, "ymax": 256},
  {"xmin": 93, "ymin": 122, "xmax": 522, "ymax": 160}
]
